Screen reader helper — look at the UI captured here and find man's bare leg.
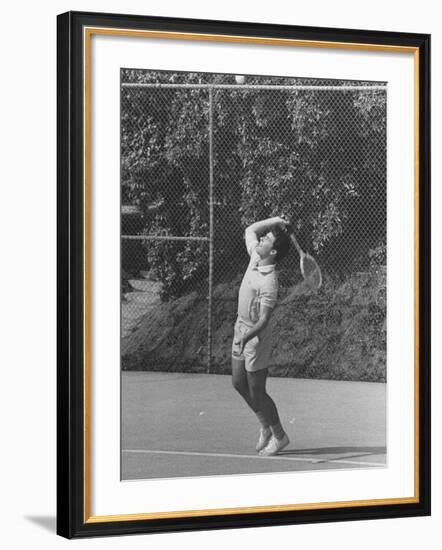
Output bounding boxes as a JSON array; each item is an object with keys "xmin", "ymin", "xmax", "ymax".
[
  {"xmin": 246, "ymin": 368, "xmax": 279, "ymax": 426},
  {"xmin": 232, "ymin": 358, "xmax": 272, "ymax": 450},
  {"xmin": 246, "ymin": 369, "xmax": 289, "ymax": 455},
  {"xmin": 231, "ymin": 357, "xmax": 254, "ymax": 409}
]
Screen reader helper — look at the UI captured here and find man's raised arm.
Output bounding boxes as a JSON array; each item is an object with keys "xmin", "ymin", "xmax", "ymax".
[{"xmin": 244, "ymin": 216, "xmax": 289, "ymax": 253}]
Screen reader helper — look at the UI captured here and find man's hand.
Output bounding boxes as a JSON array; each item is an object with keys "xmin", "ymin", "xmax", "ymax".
[
  {"xmin": 234, "ymin": 335, "xmax": 248, "ymax": 356},
  {"xmin": 278, "ymin": 216, "xmax": 293, "ymax": 233},
  {"xmin": 232, "ymin": 336, "xmax": 247, "ymax": 357},
  {"xmin": 272, "ymin": 216, "xmax": 291, "ymax": 230}
]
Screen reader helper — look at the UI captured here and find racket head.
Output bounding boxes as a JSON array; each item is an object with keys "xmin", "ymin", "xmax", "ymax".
[{"xmin": 300, "ymin": 253, "xmax": 322, "ymax": 290}]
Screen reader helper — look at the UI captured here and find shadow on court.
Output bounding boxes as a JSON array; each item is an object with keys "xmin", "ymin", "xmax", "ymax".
[
  {"xmin": 280, "ymin": 445, "xmax": 386, "ymax": 457},
  {"xmin": 122, "ymin": 372, "xmax": 387, "ymax": 480}
]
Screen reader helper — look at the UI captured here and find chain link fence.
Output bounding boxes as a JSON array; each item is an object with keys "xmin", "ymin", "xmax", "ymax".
[{"xmin": 121, "ymin": 71, "xmax": 387, "ymax": 380}]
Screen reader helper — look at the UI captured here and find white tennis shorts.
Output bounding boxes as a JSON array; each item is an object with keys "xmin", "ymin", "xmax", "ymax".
[{"xmin": 231, "ymin": 319, "xmax": 272, "ymax": 372}]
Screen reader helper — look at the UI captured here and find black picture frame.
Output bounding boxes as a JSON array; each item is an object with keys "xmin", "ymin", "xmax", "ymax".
[{"xmin": 57, "ymin": 10, "xmax": 431, "ymax": 539}]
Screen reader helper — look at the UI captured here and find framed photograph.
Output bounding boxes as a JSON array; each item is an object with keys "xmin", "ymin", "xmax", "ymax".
[{"xmin": 57, "ymin": 11, "xmax": 431, "ymax": 538}]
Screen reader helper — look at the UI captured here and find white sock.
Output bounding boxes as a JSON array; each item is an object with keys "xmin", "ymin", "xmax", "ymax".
[
  {"xmin": 270, "ymin": 422, "xmax": 285, "ymax": 440},
  {"xmin": 256, "ymin": 412, "xmax": 270, "ymax": 432}
]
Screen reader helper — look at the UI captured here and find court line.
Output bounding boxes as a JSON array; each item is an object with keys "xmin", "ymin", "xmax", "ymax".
[{"xmin": 122, "ymin": 448, "xmax": 385, "ymax": 467}]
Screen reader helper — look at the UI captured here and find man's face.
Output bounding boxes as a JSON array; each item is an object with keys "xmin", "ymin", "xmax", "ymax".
[{"xmin": 256, "ymin": 232, "xmax": 276, "ymax": 260}]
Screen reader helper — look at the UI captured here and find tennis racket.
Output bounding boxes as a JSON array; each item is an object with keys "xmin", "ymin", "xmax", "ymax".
[{"xmin": 285, "ymin": 224, "xmax": 322, "ymax": 291}]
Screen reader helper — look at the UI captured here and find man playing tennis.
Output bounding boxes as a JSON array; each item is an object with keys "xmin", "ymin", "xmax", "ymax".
[{"xmin": 232, "ymin": 216, "xmax": 291, "ymax": 456}]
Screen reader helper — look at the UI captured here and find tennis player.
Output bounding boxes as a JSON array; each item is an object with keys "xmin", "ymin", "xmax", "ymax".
[{"xmin": 232, "ymin": 216, "xmax": 291, "ymax": 456}]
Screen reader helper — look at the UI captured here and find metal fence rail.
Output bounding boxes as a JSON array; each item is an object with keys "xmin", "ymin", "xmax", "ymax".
[{"xmin": 122, "ymin": 83, "xmax": 387, "ymax": 90}]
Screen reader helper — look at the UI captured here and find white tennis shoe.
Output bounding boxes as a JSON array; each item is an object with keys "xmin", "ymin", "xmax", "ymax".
[
  {"xmin": 255, "ymin": 428, "xmax": 272, "ymax": 452},
  {"xmin": 259, "ymin": 433, "xmax": 290, "ymax": 456}
]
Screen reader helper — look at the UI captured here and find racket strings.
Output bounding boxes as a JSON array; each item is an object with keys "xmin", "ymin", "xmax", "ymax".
[{"xmin": 301, "ymin": 255, "xmax": 322, "ymax": 290}]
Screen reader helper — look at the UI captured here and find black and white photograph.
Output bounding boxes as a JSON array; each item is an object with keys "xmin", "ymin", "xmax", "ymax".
[
  {"xmin": 1, "ymin": 0, "xmax": 436, "ymax": 544},
  {"xmin": 120, "ymin": 68, "xmax": 387, "ymax": 481},
  {"xmin": 53, "ymin": 8, "xmax": 430, "ymax": 540}
]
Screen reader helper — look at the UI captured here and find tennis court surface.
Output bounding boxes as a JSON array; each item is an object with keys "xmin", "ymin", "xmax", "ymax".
[{"xmin": 122, "ymin": 372, "xmax": 386, "ymax": 480}]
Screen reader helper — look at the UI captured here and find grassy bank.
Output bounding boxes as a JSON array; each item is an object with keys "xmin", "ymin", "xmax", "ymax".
[{"xmin": 122, "ymin": 267, "xmax": 386, "ymax": 382}]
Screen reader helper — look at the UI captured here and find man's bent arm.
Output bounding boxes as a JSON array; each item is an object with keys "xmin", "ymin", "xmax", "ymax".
[
  {"xmin": 245, "ymin": 216, "xmax": 288, "ymax": 241},
  {"xmin": 242, "ymin": 306, "xmax": 272, "ymax": 344}
]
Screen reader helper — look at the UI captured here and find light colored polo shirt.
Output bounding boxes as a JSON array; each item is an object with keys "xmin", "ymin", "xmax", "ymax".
[{"xmin": 236, "ymin": 232, "xmax": 279, "ymax": 327}]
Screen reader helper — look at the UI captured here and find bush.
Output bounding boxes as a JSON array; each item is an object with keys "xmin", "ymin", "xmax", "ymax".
[{"xmin": 121, "ymin": 70, "xmax": 386, "ymax": 297}]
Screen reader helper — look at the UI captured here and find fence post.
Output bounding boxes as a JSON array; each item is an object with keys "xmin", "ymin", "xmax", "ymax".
[{"xmin": 208, "ymin": 87, "xmax": 214, "ymax": 374}]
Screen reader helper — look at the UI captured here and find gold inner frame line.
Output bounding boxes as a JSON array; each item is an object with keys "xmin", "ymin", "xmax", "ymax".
[{"xmin": 82, "ymin": 26, "xmax": 420, "ymax": 524}]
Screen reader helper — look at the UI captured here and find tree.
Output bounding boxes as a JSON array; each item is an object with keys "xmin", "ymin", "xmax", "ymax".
[{"xmin": 121, "ymin": 69, "xmax": 386, "ymax": 297}]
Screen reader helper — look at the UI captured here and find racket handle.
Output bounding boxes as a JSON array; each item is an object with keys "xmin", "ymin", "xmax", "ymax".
[
  {"xmin": 289, "ymin": 233, "xmax": 303, "ymax": 255},
  {"xmin": 280, "ymin": 216, "xmax": 304, "ymax": 255}
]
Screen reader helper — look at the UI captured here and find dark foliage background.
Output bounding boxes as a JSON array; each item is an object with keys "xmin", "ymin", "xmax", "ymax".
[
  {"xmin": 121, "ymin": 69, "xmax": 386, "ymax": 299},
  {"xmin": 120, "ymin": 70, "xmax": 386, "ymax": 381}
]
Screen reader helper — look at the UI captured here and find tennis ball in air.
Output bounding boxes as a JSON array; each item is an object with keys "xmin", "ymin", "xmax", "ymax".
[{"xmin": 235, "ymin": 75, "xmax": 246, "ymax": 84}]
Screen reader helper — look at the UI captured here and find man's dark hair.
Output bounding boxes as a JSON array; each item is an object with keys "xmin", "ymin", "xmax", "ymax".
[{"xmin": 271, "ymin": 226, "xmax": 291, "ymax": 263}]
